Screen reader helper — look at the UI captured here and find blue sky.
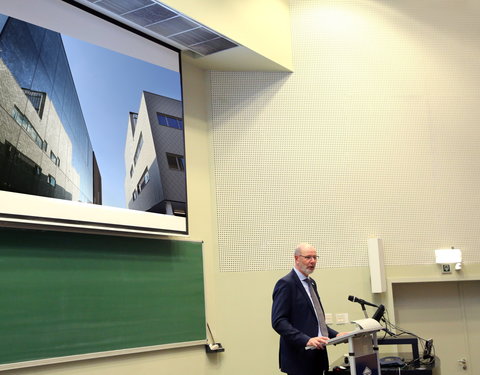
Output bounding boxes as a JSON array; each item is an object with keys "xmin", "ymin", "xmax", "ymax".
[{"xmin": 62, "ymin": 35, "xmax": 182, "ymax": 208}]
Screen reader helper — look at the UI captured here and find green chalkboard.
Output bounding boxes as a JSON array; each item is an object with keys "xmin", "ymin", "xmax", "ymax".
[{"xmin": 0, "ymin": 228, "xmax": 205, "ymax": 367}]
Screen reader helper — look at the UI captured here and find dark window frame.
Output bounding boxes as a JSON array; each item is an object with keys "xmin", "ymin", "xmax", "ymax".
[
  {"xmin": 133, "ymin": 133, "xmax": 143, "ymax": 166},
  {"xmin": 137, "ymin": 167, "xmax": 150, "ymax": 193},
  {"xmin": 47, "ymin": 174, "xmax": 56, "ymax": 187},
  {"xmin": 157, "ymin": 113, "xmax": 183, "ymax": 130},
  {"xmin": 12, "ymin": 106, "xmax": 44, "ymax": 150},
  {"xmin": 166, "ymin": 153, "xmax": 185, "ymax": 171},
  {"xmin": 22, "ymin": 88, "xmax": 47, "ymax": 119}
]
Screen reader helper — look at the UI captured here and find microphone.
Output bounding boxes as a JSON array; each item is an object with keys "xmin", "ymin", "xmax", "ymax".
[
  {"xmin": 371, "ymin": 304, "xmax": 385, "ymax": 322},
  {"xmin": 348, "ymin": 295, "xmax": 378, "ymax": 308}
]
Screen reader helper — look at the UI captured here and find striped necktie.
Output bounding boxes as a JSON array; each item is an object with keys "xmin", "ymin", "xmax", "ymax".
[{"xmin": 305, "ymin": 278, "xmax": 329, "ymax": 337}]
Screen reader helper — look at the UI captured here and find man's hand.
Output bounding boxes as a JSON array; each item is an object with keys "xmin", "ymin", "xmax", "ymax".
[{"xmin": 306, "ymin": 336, "xmax": 329, "ymax": 349}]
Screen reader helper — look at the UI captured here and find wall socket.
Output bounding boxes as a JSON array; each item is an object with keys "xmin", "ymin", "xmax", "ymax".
[
  {"xmin": 335, "ymin": 313, "xmax": 349, "ymax": 324},
  {"xmin": 325, "ymin": 313, "xmax": 333, "ymax": 324},
  {"xmin": 441, "ymin": 264, "xmax": 451, "ymax": 274}
]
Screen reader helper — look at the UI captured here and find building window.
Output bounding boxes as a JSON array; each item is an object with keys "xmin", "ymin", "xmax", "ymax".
[
  {"xmin": 12, "ymin": 106, "xmax": 44, "ymax": 150},
  {"xmin": 22, "ymin": 88, "xmax": 46, "ymax": 119},
  {"xmin": 132, "ymin": 189, "xmax": 138, "ymax": 201},
  {"xmin": 130, "ymin": 112, "xmax": 138, "ymax": 136},
  {"xmin": 15, "ymin": 150, "xmax": 41, "ymax": 176},
  {"xmin": 157, "ymin": 113, "xmax": 183, "ymax": 130},
  {"xmin": 137, "ymin": 167, "xmax": 150, "ymax": 193},
  {"xmin": 47, "ymin": 175, "xmax": 56, "ymax": 187},
  {"xmin": 5, "ymin": 141, "xmax": 14, "ymax": 157},
  {"xmin": 50, "ymin": 151, "xmax": 60, "ymax": 166},
  {"xmin": 42, "ymin": 140, "xmax": 48, "ymax": 152},
  {"xmin": 133, "ymin": 133, "xmax": 143, "ymax": 166},
  {"xmin": 166, "ymin": 153, "xmax": 185, "ymax": 171},
  {"xmin": 130, "ymin": 165, "xmax": 134, "ymax": 178}
]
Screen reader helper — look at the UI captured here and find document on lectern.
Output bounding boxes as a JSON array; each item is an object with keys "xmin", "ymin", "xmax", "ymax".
[
  {"xmin": 352, "ymin": 318, "xmax": 382, "ymax": 330},
  {"xmin": 327, "ymin": 318, "xmax": 383, "ymax": 346}
]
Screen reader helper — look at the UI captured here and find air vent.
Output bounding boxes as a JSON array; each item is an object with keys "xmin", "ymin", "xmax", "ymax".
[
  {"xmin": 70, "ymin": 0, "xmax": 239, "ymax": 56},
  {"xmin": 148, "ymin": 16, "xmax": 198, "ymax": 36}
]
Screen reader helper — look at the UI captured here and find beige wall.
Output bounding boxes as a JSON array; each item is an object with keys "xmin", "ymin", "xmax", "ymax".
[
  {"xmin": 208, "ymin": 0, "xmax": 480, "ymax": 374},
  {"xmin": 211, "ymin": 0, "xmax": 480, "ymax": 273},
  {"xmin": 162, "ymin": 0, "xmax": 292, "ymax": 71}
]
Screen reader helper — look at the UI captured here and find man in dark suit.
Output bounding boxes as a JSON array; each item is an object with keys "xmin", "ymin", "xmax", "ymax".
[{"xmin": 272, "ymin": 243, "xmax": 340, "ymax": 375}]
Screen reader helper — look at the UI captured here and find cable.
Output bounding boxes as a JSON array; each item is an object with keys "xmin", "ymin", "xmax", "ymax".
[
  {"xmin": 378, "ymin": 306, "xmax": 436, "ymax": 367},
  {"xmin": 206, "ymin": 322, "xmax": 216, "ymax": 343},
  {"xmin": 350, "ymin": 300, "xmax": 436, "ymax": 367}
]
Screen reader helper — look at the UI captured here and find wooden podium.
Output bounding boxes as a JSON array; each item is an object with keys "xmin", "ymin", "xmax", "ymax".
[{"xmin": 327, "ymin": 318, "xmax": 383, "ymax": 375}]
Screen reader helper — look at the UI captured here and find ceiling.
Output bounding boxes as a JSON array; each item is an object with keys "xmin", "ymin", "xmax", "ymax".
[{"xmin": 68, "ymin": 0, "xmax": 239, "ymax": 56}]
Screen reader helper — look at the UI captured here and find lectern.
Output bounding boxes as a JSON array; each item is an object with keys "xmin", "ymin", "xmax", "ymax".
[{"xmin": 327, "ymin": 318, "xmax": 383, "ymax": 375}]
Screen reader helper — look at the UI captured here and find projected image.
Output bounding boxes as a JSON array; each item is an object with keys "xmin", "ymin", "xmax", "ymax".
[{"xmin": 0, "ymin": 13, "xmax": 187, "ymax": 220}]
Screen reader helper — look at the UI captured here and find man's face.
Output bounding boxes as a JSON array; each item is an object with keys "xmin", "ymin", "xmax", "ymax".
[{"xmin": 295, "ymin": 246, "xmax": 317, "ymax": 276}]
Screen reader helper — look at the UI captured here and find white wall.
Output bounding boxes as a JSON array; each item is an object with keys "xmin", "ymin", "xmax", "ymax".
[{"xmin": 162, "ymin": 0, "xmax": 292, "ymax": 71}]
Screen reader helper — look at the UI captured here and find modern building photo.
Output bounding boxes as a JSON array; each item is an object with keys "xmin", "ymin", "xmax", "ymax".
[
  {"xmin": 124, "ymin": 91, "xmax": 186, "ymax": 216},
  {"xmin": 0, "ymin": 15, "xmax": 100, "ymax": 204},
  {"xmin": 0, "ymin": 11, "xmax": 185, "ymax": 220}
]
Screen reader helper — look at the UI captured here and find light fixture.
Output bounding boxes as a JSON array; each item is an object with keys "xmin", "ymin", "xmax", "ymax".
[{"xmin": 435, "ymin": 247, "xmax": 462, "ymax": 273}]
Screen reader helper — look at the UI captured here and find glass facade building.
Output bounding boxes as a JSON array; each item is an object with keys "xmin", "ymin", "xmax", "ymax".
[{"xmin": 0, "ymin": 14, "xmax": 100, "ymax": 203}]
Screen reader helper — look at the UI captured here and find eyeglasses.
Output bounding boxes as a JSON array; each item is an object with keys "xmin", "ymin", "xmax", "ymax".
[{"xmin": 298, "ymin": 255, "xmax": 319, "ymax": 260}]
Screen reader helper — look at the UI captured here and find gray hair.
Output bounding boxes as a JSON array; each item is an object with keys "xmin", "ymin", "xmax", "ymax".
[{"xmin": 294, "ymin": 242, "xmax": 315, "ymax": 255}]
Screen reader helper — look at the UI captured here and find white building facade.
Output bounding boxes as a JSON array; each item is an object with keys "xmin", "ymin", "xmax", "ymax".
[{"xmin": 124, "ymin": 91, "xmax": 186, "ymax": 216}]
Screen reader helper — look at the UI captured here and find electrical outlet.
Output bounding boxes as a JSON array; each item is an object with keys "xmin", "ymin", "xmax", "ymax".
[
  {"xmin": 325, "ymin": 313, "xmax": 333, "ymax": 324},
  {"xmin": 335, "ymin": 313, "xmax": 349, "ymax": 324},
  {"xmin": 441, "ymin": 264, "xmax": 451, "ymax": 274}
]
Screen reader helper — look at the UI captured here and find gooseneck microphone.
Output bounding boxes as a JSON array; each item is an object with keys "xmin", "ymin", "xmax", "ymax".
[{"xmin": 347, "ymin": 295, "xmax": 378, "ymax": 308}]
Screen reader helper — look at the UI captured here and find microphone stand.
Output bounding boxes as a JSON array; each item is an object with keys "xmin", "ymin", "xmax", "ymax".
[
  {"xmin": 360, "ymin": 303, "xmax": 369, "ymax": 318},
  {"xmin": 354, "ymin": 299, "xmax": 396, "ymax": 336}
]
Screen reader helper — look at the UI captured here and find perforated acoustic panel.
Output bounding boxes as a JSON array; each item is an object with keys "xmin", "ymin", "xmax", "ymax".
[{"xmin": 211, "ymin": 0, "xmax": 480, "ymax": 272}]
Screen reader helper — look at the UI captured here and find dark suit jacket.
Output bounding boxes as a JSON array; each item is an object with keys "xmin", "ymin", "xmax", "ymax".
[{"xmin": 272, "ymin": 269, "xmax": 338, "ymax": 375}]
